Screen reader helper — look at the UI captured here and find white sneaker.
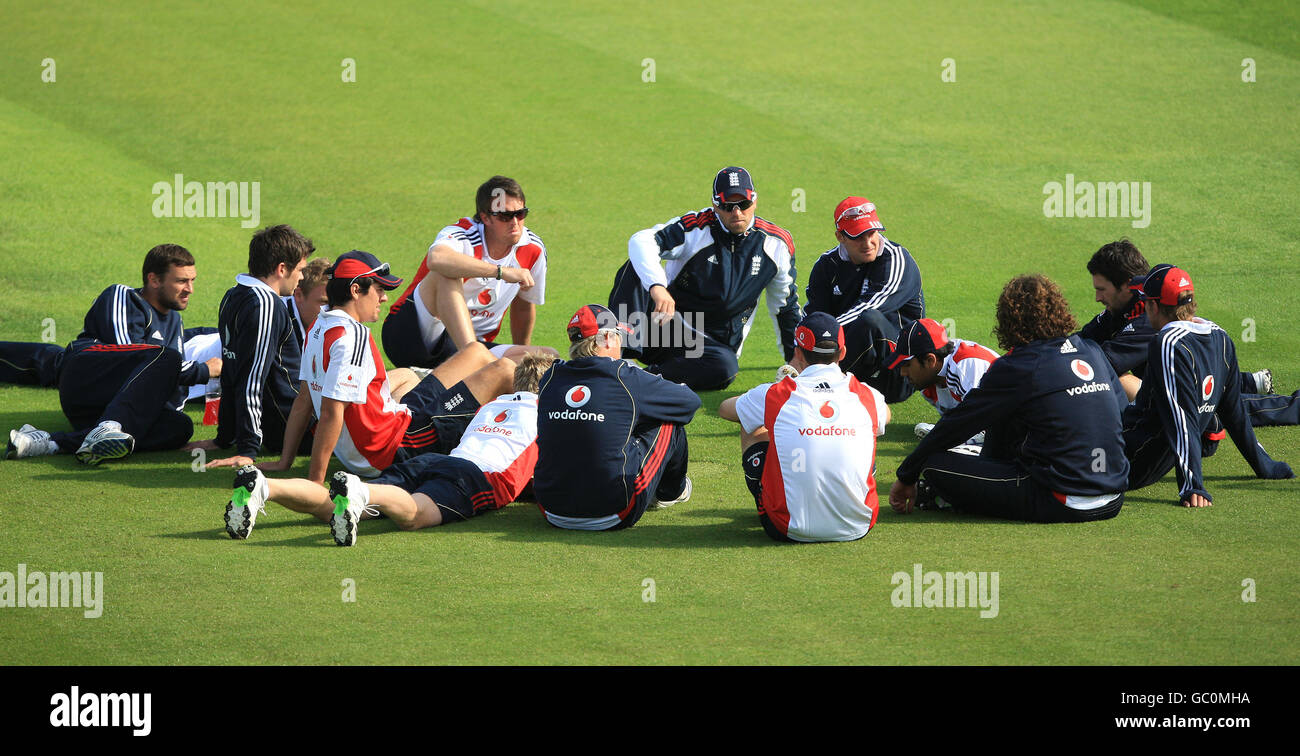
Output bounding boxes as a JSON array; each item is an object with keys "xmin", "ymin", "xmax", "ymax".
[
  {"xmin": 775, "ymin": 365, "xmax": 800, "ymax": 381},
  {"xmin": 1253, "ymin": 369, "xmax": 1274, "ymax": 394},
  {"xmin": 914, "ymin": 422, "xmax": 935, "ymax": 440},
  {"xmin": 651, "ymin": 476, "xmax": 692, "ymax": 510},
  {"xmin": 329, "ymin": 471, "xmax": 377, "ymax": 547},
  {"xmin": 74, "ymin": 421, "xmax": 135, "ymax": 465},
  {"xmin": 225, "ymin": 465, "xmax": 269, "ymax": 540},
  {"xmin": 5, "ymin": 424, "xmax": 59, "ymax": 459}
]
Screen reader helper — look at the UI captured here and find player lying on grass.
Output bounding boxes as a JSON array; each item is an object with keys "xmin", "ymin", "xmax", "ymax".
[
  {"xmin": 532, "ymin": 304, "xmax": 701, "ymax": 530},
  {"xmin": 607, "ymin": 166, "xmax": 800, "ymax": 391},
  {"xmin": 221, "ymin": 353, "xmax": 555, "ymax": 544},
  {"xmin": 1120, "ymin": 264, "xmax": 1294, "ymax": 508},
  {"xmin": 5, "ymin": 244, "xmax": 222, "ymax": 465},
  {"xmin": 1081, "ymin": 239, "xmax": 1297, "ymax": 425},
  {"xmin": 890, "ymin": 274, "xmax": 1130, "ymax": 522},
  {"xmin": 719, "ymin": 312, "xmax": 889, "ymax": 543},
  {"xmin": 885, "ymin": 317, "xmax": 998, "ymax": 445},
  {"xmin": 381, "ymin": 175, "xmax": 558, "ymax": 369},
  {"xmin": 208, "ymin": 251, "xmax": 517, "ymax": 504},
  {"xmin": 804, "ymin": 196, "xmax": 926, "ymax": 403}
]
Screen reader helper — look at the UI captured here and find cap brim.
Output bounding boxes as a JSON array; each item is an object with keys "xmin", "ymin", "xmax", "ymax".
[
  {"xmin": 840, "ymin": 222, "xmax": 885, "ymax": 238},
  {"xmin": 374, "ymin": 274, "xmax": 403, "ymax": 290}
]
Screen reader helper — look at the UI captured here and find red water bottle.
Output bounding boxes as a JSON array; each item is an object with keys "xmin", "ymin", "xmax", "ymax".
[{"xmin": 203, "ymin": 379, "xmax": 221, "ymax": 426}]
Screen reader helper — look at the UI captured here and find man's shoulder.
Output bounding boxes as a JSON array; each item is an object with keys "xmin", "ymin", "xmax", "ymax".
[
  {"xmin": 752, "ymin": 216, "xmax": 794, "ymax": 250},
  {"xmin": 516, "ymin": 229, "xmax": 546, "ymax": 267},
  {"xmin": 675, "ymin": 207, "xmax": 718, "ymax": 232}
]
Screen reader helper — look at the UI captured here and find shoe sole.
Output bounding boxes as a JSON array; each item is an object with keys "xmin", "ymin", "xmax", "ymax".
[
  {"xmin": 652, "ymin": 478, "xmax": 692, "ymax": 510},
  {"xmin": 75, "ymin": 434, "xmax": 134, "ymax": 465},
  {"xmin": 224, "ymin": 468, "xmax": 260, "ymax": 539},
  {"xmin": 329, "ymin": 472, "xmax": 357, "ymax": 547}
]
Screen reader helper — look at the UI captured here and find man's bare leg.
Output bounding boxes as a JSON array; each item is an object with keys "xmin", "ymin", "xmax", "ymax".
[
  {"xmin": 389, "ymin": 367, "xmax": 421, "ymax": 402},
  {"xmin": 264, "ymin": 478, "xmax": 334, "ymax": 521},
  {"xmin": 368, "ymin": 484, "xmax": 445, "ymax": 530},
  {"xmin": 741, "ymin": 425, "xmax": 770, "ymax": 453},
  {"xmin": 500, "ymin": 344, "xmax": 560, "ymax": 362},
  {"xmin": 430, "ymin": 273, "xmax": 476, "ymax": 349},
  {"xmin": 430, "ymin": 341, "xmax": 497, "ymax": 388},
  {"xmin": 459, "ymin": 356, "xmax": 517, "ymax": 404}
]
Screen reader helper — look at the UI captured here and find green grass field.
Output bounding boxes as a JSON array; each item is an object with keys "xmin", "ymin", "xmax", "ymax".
[{"xmin": 1, "ymin": 0, "xmax": 1296, "ymax": 665}]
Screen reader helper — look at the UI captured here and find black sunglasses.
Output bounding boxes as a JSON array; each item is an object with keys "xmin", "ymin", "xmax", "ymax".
[
  {"xmin": 715, "ymin": 199, "xmax": 753, "ymax": 212},
  {"xmin": 489, "ymin": 208, "xmax": 529, "ymax": 221}
]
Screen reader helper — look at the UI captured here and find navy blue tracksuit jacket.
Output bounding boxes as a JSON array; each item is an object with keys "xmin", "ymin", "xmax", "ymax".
[{"xmin": 534, "ymin": 356, "xmax": 701, "ymax": 519}]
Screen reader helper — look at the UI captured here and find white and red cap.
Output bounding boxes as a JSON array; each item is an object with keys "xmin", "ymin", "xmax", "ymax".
[
  {"xmin": 567, "ymin": 304, "xmax": 633, "ymax": 343},
  {"xmin": 887, "ymin": 318, "xmax": 949, "ymax": 369},
  {"xmin": 328, "ymin": 250, "xmax": 403, "ymax": 290},
  {"xmin": 834, "ymin": 196, "xmax": 885, "ymax": 238}
]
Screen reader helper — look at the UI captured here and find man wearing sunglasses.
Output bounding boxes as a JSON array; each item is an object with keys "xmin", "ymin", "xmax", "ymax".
[
  {"xmin": 607, "ymin": 166, "xmax": 801, "ymax": 391},
  {"xmin": 804, "ymin": 196, "xmax": 925, "ymax": 403},
  {"xmin": 383, "ymin": 175, "xmax": 556, "ymax": 370}
]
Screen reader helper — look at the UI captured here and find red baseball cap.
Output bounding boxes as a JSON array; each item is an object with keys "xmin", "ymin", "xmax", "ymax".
[
  {"xmin": 887, "ymin": 318, "xmax": 949, "ymax": 369},
  {"xmin": 567, "ymin": 304, "xmax": 634, "ymax": 343},
  {"xmin": 834, "ymin": 196, "xmax": 885, "ymax": 238},
  {"xmin": 1135, "ymin": 263, "xmax": 1194, "ymax": 306}
]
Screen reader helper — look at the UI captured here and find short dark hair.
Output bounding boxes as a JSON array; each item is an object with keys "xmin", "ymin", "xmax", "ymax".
[
  {"xmin": 796, "ymin": 345, "xmax": 838, "ymax": 366},
  {"xmin": 142, "ymin": 243, "xmax": 195, "ymax": 286},
  {"xmin": 474, "ymin": 176, "xmax": 525, "ymax": 221},
  {"xmin": 992, "ymin": 274, "xmax": 1079, "ymax": 351},
  {"xmin": 249, "ymin": 224, "xmax": 314, "ymax": 278},
  {"xmin": 922, "ymin": 341, "xmax": 957, "ymax": 365},
  {"xmin": 325, "ymin": 275, "xmax": 374, "ymax": 307},
  {"xmin": 1087, "ymin": 239, "xmax": 1149, "ymax": 289}
]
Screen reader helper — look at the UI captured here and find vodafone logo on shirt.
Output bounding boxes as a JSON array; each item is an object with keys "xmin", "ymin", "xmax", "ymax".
[
  {"xmin": 1202, "ymin": 375, "xmax": 1214, "ymax": 400},
  {"xmin": 817, "ymin": 400, "xmax": 840, "ymax": 422},
  {"xmin": 477, "ymin": 289, "xmax": 496, "ymax": 307},
  {"xmin": 494, "ymin": 410, "xmax": 510, "ymax": 423},
  {"xmin": 565, "ymin": 385, "xmax": 591, "ymax": 408},
  {"xmin": 1070, "ymin": 359, "xmax": 1095, "ymax": 381}
]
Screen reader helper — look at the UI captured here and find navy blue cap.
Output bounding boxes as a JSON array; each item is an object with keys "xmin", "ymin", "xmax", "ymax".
[
  {"xmin": 794, "ymin": 312, "xmax": 844, "ymax": 354},
  {"xmin": 713, "ymin": 167, "xmax": 755, "ymax": 204},
  {"xmin": 329, "ymin": 250, "xmax": 403, "ymax": 290}
]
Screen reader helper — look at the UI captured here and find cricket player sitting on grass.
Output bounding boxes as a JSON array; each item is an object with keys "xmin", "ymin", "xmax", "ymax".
[
  {"xmin": 211, "ymin": 251, "xmax": 516, "ymax": 539},
  {"xmin": 382, "ymin": 175, "xmax": 558, "ymax": 369},
  {"xmin": 804, "ymin": 196, "xmax": 926, "ymax": 403},
  {"xmin": 219, "ymin": 353, "xmax": 554, "ymax": 546},
  {"xmin": 1080, "ymin": 239, "xmax": 1297, "ymax": 426},
  {"xmin": 190, "ymin": 225, "xmax": 315, "ymax": 461},
  {"xmin": 886, "ymin": 317, "xmax": 998, "ymax": 445},
  {"xmin": 890, "ymin": 274, "xmax": 1130, "ymax": 522},
  {"xmin": 1120, "ymin": 264, "xmax": 1293, "ymax": 508},
  {"xmin": 607, "ymin": 167, "xmax": 800, "ymax": 391},
  {"xmin": 719, "ymin": 312, "xmax": 889, "ymax": 543},
  {"xmin": 533, "ymin": 304, "xmax": 701, "ymax": 531},
  {"xmin": 5, "ymin": 244, "xmax": 221, "ymax": 465}
]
